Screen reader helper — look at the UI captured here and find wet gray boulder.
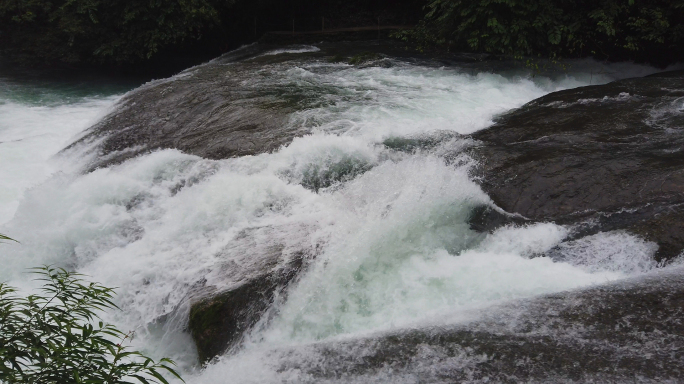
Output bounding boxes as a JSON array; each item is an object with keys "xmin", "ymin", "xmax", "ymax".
[
  {"xmin": 64, "ymin": 42, "xmax": 467, "ymax": 171},
  {"xmin": 66, "ymin": 46, "xmax": 310, "ymax": 170},
  {"xmin": 187, "ymin": 224, "xmax": 321, "ymax": 363},
  {"xmin": 470, "ymin": 70, "xmax": 684, "ymax": 261},
  {"xmin": 188, "ymin": 259, "xmax": 302, "ymax": 363}
]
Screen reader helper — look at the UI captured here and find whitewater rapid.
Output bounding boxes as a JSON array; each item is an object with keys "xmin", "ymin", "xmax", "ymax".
[
  {"xmin": 0, "ymin": 49, "xmax": 675, "ymax": 382},
  {"xmin": 0, "ymin": 69, "xmax": 130, "ymax": 224}
]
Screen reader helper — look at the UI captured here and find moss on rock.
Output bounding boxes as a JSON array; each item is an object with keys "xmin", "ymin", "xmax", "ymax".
[{"xmin": 188, "ymin": 256, "xmax": 304, "ymax": 363}]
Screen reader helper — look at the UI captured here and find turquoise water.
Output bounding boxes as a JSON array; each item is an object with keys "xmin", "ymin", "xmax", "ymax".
[{"xmin": 0, "ymin": 64, "xmax": 141, "ymax": 223}]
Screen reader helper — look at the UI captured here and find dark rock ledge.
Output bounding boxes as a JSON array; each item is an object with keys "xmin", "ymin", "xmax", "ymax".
[
  {"xmin": 469, "ymin": 70, "xmax": 684, "ymax": 262},
  {"xmin": 64, "ymin": 45, "xmax": 306, "ymax": 171},
  {"xmin": 62, "ymin": 41, "xmax": 485, "ymax": 171},
  {"xmin": 188, "ymin": 259, "xmax": 302, "ymax": 363}
]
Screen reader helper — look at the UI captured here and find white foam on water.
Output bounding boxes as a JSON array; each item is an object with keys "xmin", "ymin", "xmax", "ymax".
[
  {"xmin": 0, "ymin": 53, "xmax": 672, "ymax": 383},
  {"xmin": 261, "ymin": 46, "xmax": 321, "ymax": 56},
  {"xmin": 0, "ymin": 95, "xmax": 121, "ymax": 224},
  {"xmin": 647, "ymin": 96, "xmax": 684, "ymax": 132},
  {"xmin": 550, "ymin": 230, "xmax": 660, "ymax": 274},
  {"xmin": 477, "ymin": 223, "xmax": 569, "ymax": 257},
  {"xmin": 281, "ymin": 59, "xmax": 666, "ymax": 141},
  {"xmin": 251, "ymin": 216, "xmax": 633, "ymax": 347}
]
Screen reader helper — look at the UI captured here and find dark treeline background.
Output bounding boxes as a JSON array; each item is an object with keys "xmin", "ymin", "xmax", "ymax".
[
  {"xmin": 402, "ymin": 0, "xmax": 684, "ymax": 67},
  {"xmin": 1, "ymin": 0, "xmax": 682, "ymax": 72},
  {"xmin": 0, "ymin": 0, "xmax": 423, "ymax": 72}
]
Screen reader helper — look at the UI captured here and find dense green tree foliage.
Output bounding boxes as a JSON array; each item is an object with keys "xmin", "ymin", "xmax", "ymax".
[
  {"xmin": 396, "ymin": 0, "xmax": 684, "ymax": 64},
  {"xmin": 1, "ymin": 0, "xmax": 680, "ymax": 67},
  {"xmin": 0, "ymin": 0, "xmax": 222, "ymax": 64},
  {"xmin": 0, "ymin": 0, "xmax": 421, "ymax": 68}
]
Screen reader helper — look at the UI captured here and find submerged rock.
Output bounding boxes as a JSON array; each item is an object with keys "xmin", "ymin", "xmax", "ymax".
[
  {"xmin": 470, "ymin": 70, "xmax": 684, "ymax": 261},
  {"xmin": 265, "ymin": 268, "xmax": 684, "ymax": 383},
  {"xmin": 189, "ymin": 259, "xmax": 302, "ymax": 363},
  {"xmin": 187, "ymin": 224, "xmax": 321, "ymax": 363}
]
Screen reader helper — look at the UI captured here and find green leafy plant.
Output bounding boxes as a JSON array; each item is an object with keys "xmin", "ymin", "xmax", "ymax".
[
  {"xmin": 0, "ymin": 260, "xmax": 183, "ymax": 383},
  {"xmin": 0, "ymin": 234, "xmax": 17, "ymax": 243}
]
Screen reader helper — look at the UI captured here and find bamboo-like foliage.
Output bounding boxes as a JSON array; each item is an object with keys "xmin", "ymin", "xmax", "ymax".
[
  {"xmin": 0, "ymin": 234, "xmax": 17, "ymax": 243},
  {"xmin": 0, "ymin": 262, "xmax": 183, "ymax": 384}
]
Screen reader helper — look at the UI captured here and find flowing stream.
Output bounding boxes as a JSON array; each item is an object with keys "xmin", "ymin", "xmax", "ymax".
[{"xmin": 0, "ymin": 47, "xmax": 677, "ymax": 383}]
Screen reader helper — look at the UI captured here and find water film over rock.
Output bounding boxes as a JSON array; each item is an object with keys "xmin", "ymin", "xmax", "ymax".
[
  {"xmin": 67, "ymin": 42, "xmax": 480, "ymax": 170},
  {"xmin": 219, "ymin": 267, "xmax": 684, "ymax": 383},
  {"xmin": 2, "ymin": 43, "xmax": 683, "ymax": 383}
]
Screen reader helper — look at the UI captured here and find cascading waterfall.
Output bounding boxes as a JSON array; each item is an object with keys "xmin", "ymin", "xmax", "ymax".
[{"xmin": 0, "ymin": 47, "xmax": 677, "ymax": 383}]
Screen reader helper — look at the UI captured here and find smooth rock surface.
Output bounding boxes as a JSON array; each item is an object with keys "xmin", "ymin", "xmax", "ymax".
[
  {"xmin": 66, "ymin": 45, "xmax": 306, "ymax": 170},
  {"xmin": 65, "ymin": 42, "xmax": 488, "ymax": 171},
  {"xmin": 470, "ymin": 70, "xmax": 684, "ymax": 261}
]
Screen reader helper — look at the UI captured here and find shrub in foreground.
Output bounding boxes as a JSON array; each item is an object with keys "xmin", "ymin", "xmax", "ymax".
[{"xmin": 0, "ymin": 264, "xmax": 182, "ymax": 384}]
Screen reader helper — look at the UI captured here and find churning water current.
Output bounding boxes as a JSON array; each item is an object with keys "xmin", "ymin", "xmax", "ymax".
[
  {"xmin": 0, "ymin": 68, "xmax": 137, "ymax": 224},
  {"xmin": 0, "ymin": 48, "xmax": 676, "ymax": 382}
]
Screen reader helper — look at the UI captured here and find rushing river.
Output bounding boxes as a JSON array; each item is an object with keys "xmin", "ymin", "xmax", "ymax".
[
  {"xmin": 0, "ymin": 46, "xmax": 678, "ymax": 383},
  {"xmin": 0, "ymin": 65, "xmax": 140, "ymax": 224}
]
